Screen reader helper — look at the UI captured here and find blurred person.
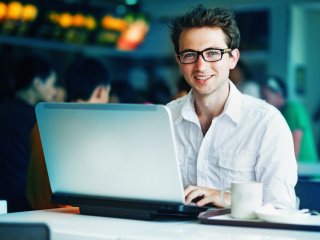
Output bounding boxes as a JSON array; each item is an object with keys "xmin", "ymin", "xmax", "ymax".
[
  {"xmin": 27, "ymin": 57, "xmax": 111, "ymax": 210},
  {"xmin": 0, "ymin": 53, "xmax": 57, "ymax": 212},
  {"xmin": 64, "ymin": 57, "xmax": 111, "ymax": 103},
  {"xmin": 53, "ymin": 85, "xmax": 66, "ymax": 102},
  {"xmin": 229, "ymin": 60, "xmax": 261, "ymax": 98},
  {"xmin": 167, "ymin": 5, "xmax": 297, "ymax": 209},
  {"xmin": 262, "ymin": 76, "xmax": 318, "ymax": 163}
]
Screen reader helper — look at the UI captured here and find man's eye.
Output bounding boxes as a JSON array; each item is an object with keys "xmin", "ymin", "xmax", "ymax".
[
  {"xmin": 182, "ymin": 52, "xmax": 196, "ymax": 58},
  {"xmin": 206, "ymin": 50, "xmax": 219, "ymax": 57}
]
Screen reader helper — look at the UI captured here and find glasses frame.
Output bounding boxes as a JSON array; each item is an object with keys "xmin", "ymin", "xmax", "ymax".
[{"xmin": 177, "ymin": 48, "xmax": 232, "ymax": 64}]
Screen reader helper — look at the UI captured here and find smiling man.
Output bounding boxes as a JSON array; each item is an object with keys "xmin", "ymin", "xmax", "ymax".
[{"xmin": 167, "ymin": 5, "xmax": 297, "ymax": 209}]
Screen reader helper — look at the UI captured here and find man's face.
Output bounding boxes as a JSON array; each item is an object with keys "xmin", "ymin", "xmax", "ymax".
[
  {"xmin": 35, "ymin": 72, "xmax": 58, "ymax": 102},
  {"xmin": 176, "ymin": 27, "xmax": 239, "ymax": 97}
]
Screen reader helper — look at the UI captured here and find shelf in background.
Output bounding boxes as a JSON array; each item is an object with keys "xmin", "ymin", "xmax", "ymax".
[
  {"xmin": 0, "ymin": 35, "xmax": 146, "ymax": 58},
  {"xmin": 0, "ymin": 34, "xmax": 174, "ymax": 59}
]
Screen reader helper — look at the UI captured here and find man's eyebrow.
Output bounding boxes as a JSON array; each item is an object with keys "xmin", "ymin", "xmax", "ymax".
[{"xmin": 179, "ymin": 47, "xmax": 221, "ymax": 53}]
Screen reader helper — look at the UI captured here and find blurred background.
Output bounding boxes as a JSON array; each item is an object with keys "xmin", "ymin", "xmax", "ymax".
[
  {"xmin": 1, "ymin": 0, "xmax": 320, "ymax": 213},
  {"xmin": 0, "ymin": 0, "xmax": 319, "ymax": 125}
]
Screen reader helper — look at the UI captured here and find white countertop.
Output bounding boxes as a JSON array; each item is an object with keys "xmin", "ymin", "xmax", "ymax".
[{"xmin": 0, "ymin": 207, "xmax": 320, "ymax": 240}]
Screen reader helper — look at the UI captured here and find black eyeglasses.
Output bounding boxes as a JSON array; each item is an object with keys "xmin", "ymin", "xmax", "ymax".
[{"xmin": 177, "ymin": 48, "xmax": 232, "ymax": 64}]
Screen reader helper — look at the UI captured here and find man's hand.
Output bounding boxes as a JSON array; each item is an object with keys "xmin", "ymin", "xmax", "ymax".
[{"xmin": 184, "ymin": 185, "xmax": 231, "ymax": 208}]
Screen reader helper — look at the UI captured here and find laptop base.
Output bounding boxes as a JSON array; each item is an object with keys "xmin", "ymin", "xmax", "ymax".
[
  {"xmin": 52, "ymin": 193, "xmax": 210, "ymax": 220},
  {"xmin": 80, "ymin": 205, "xmax": 159, "ymax": 220},
  {"xmin": 79, "ymin": 205, "xmax": 211, "ymax": 220}
]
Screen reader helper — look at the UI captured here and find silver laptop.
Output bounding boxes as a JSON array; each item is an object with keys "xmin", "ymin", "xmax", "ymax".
[{"xmin": 36, "ymin": 103, "xmax": 226, "ymax": 220}]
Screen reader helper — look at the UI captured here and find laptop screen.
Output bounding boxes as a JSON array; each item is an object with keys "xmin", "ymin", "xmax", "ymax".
[{"xmin": 36, "ymin": 103, "xmax": 185, "ymax": 205}]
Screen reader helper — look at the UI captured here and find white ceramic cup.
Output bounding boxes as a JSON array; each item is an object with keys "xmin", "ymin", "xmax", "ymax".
[{"xmin": 221, "ymin": 181, "xmax": 263, "ymax": 219}]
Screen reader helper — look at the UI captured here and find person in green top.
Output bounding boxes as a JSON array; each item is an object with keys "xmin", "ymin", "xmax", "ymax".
[{"xmin": 262, "ymin": 76, "xmax": 318, "ymax": 163}]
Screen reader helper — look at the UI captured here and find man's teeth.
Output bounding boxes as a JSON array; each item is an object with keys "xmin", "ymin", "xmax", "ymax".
[{"xmin": 196, "ymin": 76, "xmax": 211, "ymax": 81}]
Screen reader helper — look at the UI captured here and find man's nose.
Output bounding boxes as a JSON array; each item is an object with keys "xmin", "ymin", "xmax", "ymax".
[{"xmin": 194, "ymin": 54, "xmax": 209, "ymax": 71}]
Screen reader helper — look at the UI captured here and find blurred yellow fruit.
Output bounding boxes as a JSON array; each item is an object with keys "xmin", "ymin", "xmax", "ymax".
[
  {"xmin": 0, "ymin": 2, "xmax": 7, "ymax": 20},
  {"xmin": 102, "ymin": 15, "xmax": 127, "ymax": 32},
  {"xmin": 59, "ymin": 12, "xmax": 72, "ymax": 28},
  {"xmin": 48, "ymin": 11, "xmax": 59, "ymax": 23},
  {"xmin": 7, "ymin": 1, "xmax": 23, "ymax": 20},
  {"xmin": 21, "ymin": 4, "xmax": 38, "ymax": 21},
  {"xmin": 101, "ymin": 15, "xmax": 112, "ymax": 28},
  {"xmin": 85, "ymin": 15, "xmax": 96, "ymax": 30},
  {"xmin": 72, "ymin": 13, "xmax": 85, "ymax": 27}
]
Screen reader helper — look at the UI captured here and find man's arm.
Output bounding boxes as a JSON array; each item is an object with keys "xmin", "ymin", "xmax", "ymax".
[{"xmin": 256, "ymin": 111, "xmax": 297, "ymax": 209}]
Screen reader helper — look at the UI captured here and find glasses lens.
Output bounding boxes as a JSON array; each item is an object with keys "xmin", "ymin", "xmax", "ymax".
[
  {"xmin": 203, "ymin": 49, "xmax": 222, "ymax": 62},
  {"xmin": 180, "ymin": 52, "xmax": 197, "ymax": 63}
]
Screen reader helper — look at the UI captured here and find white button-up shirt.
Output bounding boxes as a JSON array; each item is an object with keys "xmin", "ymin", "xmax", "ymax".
[{"xmin": 167, "ymin": 81, "xmax": 297, "ymax": 209}]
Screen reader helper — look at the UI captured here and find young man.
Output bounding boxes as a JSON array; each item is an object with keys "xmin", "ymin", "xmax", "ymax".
[
  {"xmin": 167, "ymin": 5, "xmax": 297, "ymax": 209},
  {"xmin": 262, "ymin": 76, "xmax": 318, "ymax": 163}
]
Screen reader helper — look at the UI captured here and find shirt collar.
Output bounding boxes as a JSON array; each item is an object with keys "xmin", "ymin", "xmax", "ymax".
[
  {"xmin": 177, "ymin": 80, "xmax": 242, "ymax": 126},
  {"xmin": 223, "ymin": 80, "xmax": 242, "ymax": 125},
  {"xmin": 179, "ymin": 90, "xmax": 199, "ymax": 124}
]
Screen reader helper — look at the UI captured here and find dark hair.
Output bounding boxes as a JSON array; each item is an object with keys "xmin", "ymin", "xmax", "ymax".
[
  {"xmin": 64, "ymin": 57, "xmax": 110, "ymax": 101},
  {"xmin": 264, "ymin": 75, "xmax": 287, "ymax": 98},
  {"xmin": 13, "ymin": 53, "xmax": 54, "ymax": 91},
  {"xmin": 110, "ymin": 79, "xmax": 138, "ymax": 103},
  {"xmin": 169, "ymin": 4, "xmax": 240, "ymax": 54}
]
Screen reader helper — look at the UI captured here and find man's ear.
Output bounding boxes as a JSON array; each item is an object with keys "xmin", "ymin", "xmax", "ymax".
[
  {"xmin": 175, "ymin": 54, "xmax": 181, "ymax": 65},
  {"xmin": 229, "ymin": 48, "xmax": 240, "ymax": 70}
]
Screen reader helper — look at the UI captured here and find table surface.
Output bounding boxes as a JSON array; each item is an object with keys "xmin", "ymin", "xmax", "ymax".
[{"xmin": 0, "ymin": 207, "xmax": 320, "ymax": 240}]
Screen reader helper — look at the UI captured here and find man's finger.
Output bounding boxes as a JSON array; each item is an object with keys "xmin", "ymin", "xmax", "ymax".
[
  {"xmin": 185, "ymin": 188, "xmax": 205, "ymax": 204},
  {"xmin": 184, "ymin": 185, "xmax": 196, "ymax": 197}
]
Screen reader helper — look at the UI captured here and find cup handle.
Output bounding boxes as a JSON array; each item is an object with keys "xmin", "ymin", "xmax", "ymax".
[{"xmin": 220, "ymin": 188, "xmax": 231, "ymax": 209}]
